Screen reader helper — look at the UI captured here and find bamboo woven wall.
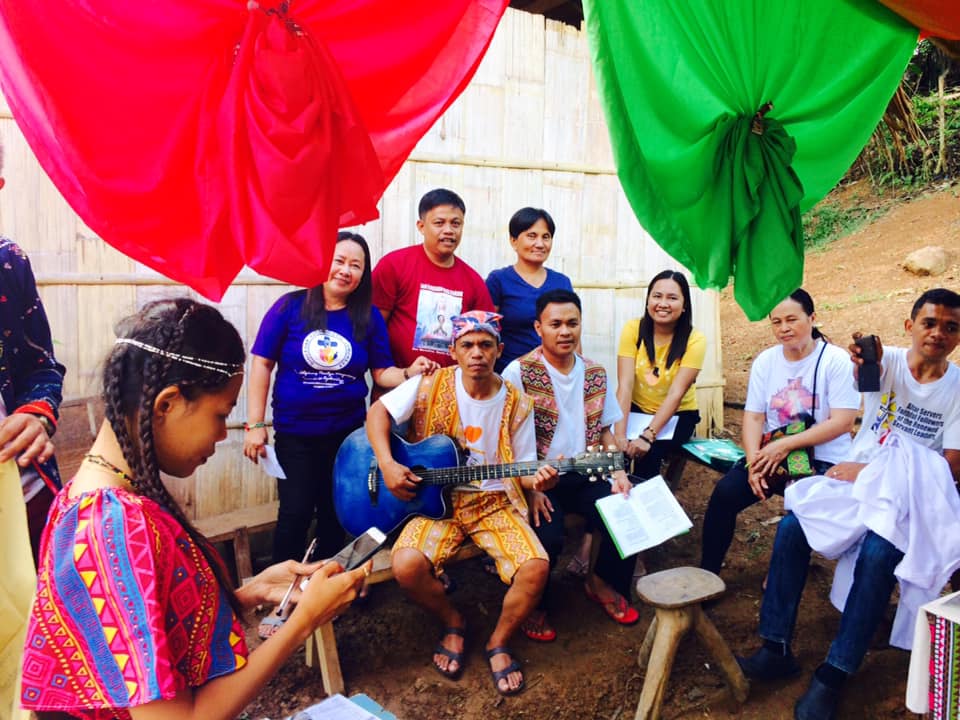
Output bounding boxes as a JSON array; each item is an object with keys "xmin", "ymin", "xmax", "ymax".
[{"xmin": 0, "ymin": 9, "xmax": 723, "ymax": 521}]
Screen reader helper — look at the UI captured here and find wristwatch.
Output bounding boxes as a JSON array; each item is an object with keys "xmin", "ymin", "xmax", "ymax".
[{"xmin": 33, "ymin": 414, "xmax": 55, "ymax": 437}]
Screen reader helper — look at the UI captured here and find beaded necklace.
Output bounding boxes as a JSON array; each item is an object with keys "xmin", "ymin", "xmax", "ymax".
[{"xmin": 83, "ymin": 453, "xmax": 134, "ymax": 484}]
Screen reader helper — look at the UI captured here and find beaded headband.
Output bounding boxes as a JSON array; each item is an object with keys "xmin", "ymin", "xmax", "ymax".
[{"xmin": 114, "ymin": 338, "xmax": 244, "ymax": 377}]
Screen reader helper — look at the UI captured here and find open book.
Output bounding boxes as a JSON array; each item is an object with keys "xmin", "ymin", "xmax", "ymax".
[
  {"xmin": 595, "ymin": 475, "xmax": 693, "ymax": 559},
  {"xmin": 287, "ymin": 693, "xmax": 395, "ymax": 720}
]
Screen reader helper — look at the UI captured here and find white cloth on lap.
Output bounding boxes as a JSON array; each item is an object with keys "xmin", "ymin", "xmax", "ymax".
[
  {"xmin": 786, "ymin": 432, "xmax": 960, "ymax": 649},
  {"xmin": 784, "ymin": 474, "xmax": 863, "ymax": 557}
]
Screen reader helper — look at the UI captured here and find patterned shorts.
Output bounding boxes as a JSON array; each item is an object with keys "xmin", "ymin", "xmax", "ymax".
[{"xmin": 392, "ymin": 490, "xmax": 547, "ymax": 583}]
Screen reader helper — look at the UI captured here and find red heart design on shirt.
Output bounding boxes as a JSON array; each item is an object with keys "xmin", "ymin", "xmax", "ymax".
[{"xmin": 464, "ymin": 426, "xmax": 483, "ymax": 444}]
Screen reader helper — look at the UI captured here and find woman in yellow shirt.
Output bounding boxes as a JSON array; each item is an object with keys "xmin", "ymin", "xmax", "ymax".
[
  {"xmin": 614, "ymin": 269, "xmax": 706, "ymax": 479},
  {"xmin": 567, "ymin": 270, "xmax": 706, "ymax": 582}
]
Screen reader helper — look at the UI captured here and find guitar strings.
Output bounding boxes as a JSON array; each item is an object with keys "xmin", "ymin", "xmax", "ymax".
[{"xmin": 370, "ymin": 457, "xmax": 622, "ymax": 487}]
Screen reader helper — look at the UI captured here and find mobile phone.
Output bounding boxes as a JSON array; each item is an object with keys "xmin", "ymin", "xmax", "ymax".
[
  {"xmin": 855, "ymin": 334, "xmax": 881, "ymax": 392},
  {"xmin": 329, "ymin": 526, "xmax": 387, "ymax": 571}
]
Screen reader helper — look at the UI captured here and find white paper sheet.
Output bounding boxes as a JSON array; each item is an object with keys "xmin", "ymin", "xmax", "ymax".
[
  {"xmin": 261, "ymin": 444, "xmax": 287, "ymax": 479},
  {"xmin": 626, "ymin": 413, "xmax": 678, "ymax": 441},
  {"xmin": 287, "ymin": 693, "xmax": 378, "ymax": 720}
]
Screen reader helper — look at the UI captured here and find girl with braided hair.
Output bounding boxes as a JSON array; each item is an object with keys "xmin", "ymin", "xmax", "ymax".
[{"xmin": 20, "ymin": 298, "xmax": 370, "ymax": 720}]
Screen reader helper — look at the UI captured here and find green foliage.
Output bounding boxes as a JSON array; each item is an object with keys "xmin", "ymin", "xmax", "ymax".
[
  {"xmin": 802, "ymin": 201, "xmax": 885, "ymax": 251},
  {"xmin": 849, "ymin": 40, "xmax": 960, "ymax": 190}
]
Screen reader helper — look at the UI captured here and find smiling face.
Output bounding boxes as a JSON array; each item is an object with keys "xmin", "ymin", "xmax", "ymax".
[
  {"xmin": 325, "ymin": 239, "xmax": 365, "ymax": 302},
  {"xmin": 768, "ymin": 297, "xmax": 816, "ymax": 354},
  {"xmin": 646, "ymin": 278, "xmax": 685, "ymax": 329},
  {"xmin": 449, "ymin": 330, "xmax": 502, "ymax": 382},
  {"xmin": 417, "ymin": 204, "xmax": 464, "ymax": 266},
  {"xmin": 510, "ymin": 218, "xmax": 553, "ymax": 268},
  {"xmin": 906, "ymin": 303, "xmax": 960, "ymax": 363},
  {"xmin": 152, "ymin": 374, "xmax": 242, "ymax": 478},
  {"xmin": 535, "ymin": 301, "xmax": 581, "ymax": 363}
]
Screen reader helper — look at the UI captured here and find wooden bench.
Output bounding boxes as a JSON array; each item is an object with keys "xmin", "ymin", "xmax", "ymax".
[
  {"xmin": 194, "ymin": 501, "xmax": 279, "ymax": 585},
  {"xmin": 304, "ymin": 543, "xmax": 483, "ymax": 695}
]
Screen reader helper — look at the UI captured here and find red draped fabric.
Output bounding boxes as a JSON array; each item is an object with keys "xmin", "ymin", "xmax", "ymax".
[
  {"xmin": 879, "ymin": 0, "xmax": 960, "ymax": 39},
  {"xmin": 0, "ymin": 1, "xmax": 509, "ymax": 299}
]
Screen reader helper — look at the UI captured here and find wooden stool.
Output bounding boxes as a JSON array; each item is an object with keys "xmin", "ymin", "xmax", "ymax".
[{"xmin": 634, "ymin": 567, "xmax": 749, "ymax": 720}]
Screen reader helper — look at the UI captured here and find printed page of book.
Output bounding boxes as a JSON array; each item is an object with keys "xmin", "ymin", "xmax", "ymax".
[
  {"xmin": 595, "ymin": 475, "xmax": 692, "ymax": 558},
  {"xmin": 287, "ymin": 693, "xmax": 380, "ymax": 720}
]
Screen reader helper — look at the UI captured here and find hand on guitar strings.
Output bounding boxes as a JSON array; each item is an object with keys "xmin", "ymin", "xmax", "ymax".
[
  {"xmin": 382, "ymin": 458, "xmax": 422, "ymax": 501},
  {"xmin": 528, "ymin": 463, "xmax": 559, "ymax": 492}
]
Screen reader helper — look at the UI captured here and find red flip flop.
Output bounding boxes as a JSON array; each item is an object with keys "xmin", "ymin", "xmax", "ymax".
[
  {"xmin": 520, "ymin": 610, "xmax": 557, "ymax": 642},
  {"xmin": 584, "ymin": 585, "xmax": 640, "ymax": 626}
]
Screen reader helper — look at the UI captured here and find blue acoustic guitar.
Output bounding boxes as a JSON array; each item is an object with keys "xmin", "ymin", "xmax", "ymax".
[{"xmin": 332, "ymin": 426, "xmax": 625, "ymax": 537}]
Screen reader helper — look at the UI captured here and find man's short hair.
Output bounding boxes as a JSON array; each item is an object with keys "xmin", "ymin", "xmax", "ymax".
[
  {"xmin": 418, "ymin": 188, "xmax": 466, "ymax": 219},
  {"xmin": 536, "ymin": 288, "xmax": 582, "ymax": 319},
  {"xmin": 911, "ymin": 288, "xmax": 960, "ymax": 318}
]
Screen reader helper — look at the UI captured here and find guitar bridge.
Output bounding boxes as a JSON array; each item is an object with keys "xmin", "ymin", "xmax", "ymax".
[{"xmin": 367, "ymin": 458, "xmax": 380, "ymax": 506}]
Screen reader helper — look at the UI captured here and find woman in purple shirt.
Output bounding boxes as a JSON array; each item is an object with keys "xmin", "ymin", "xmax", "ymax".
[
  {"xmin": 244, "ymin": 233, "xmax": 435, "ymax": 633},
  {"xmin": 486, "ymin": 208, "xmax": 574, "ymax": 373}
]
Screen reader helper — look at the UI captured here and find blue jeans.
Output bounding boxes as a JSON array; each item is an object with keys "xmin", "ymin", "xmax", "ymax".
[{"xmin": 759, "ymin": 512, "xmax": 903, "ymax": 673}]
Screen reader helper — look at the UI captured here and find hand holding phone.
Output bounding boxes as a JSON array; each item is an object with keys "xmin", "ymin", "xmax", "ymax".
[
  {"xmin": 853, "ymin": 334, "xmax": 881, "ymax": 392},
  {"xmin": 330, "ymin": 527, "xmax": 387, "ymax": 571},
  {"xmin": 300, "ymin": 527, "xmax": 388, "ymax": 595}
]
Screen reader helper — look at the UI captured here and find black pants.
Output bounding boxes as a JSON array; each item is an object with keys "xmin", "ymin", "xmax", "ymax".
[
  {"xmin": 532, "ymin": 472, "xmax": 634, "ymax": 605},
  {"xmin": 700, "ymin": 457, "xmax": 833, "ymax": 574},
  {"xmin": 273, "ymin": 427, "xmax": 357, "ymax": 564},
  {"xmin": 629, "ymin": 407, "xmax": 699, "ymax": 480}
]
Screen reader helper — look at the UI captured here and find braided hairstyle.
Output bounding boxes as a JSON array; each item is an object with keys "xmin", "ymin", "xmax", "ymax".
[{"xmin": 102, "ymin": 298, "xmax": 246, "ymax": 616}]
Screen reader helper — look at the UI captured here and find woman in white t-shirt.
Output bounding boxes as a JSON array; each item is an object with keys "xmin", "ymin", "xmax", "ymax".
[{"xmin": 700, "ymin": 289, "xmax": 860, "ymax": 576}]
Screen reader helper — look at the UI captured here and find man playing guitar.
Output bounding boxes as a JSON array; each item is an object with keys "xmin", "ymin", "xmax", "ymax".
[{"xmin": 366, "ymin": 310, "xmax": 557, "ymax": 697}]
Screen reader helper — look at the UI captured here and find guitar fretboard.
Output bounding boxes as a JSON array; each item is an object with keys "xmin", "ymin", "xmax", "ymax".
[{"xmin": 414, "ymin": 458, "xmax": 599, "ymax": 486}]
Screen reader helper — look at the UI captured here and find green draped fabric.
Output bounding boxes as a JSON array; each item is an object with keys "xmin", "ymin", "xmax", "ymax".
[{"xmin": 583, "ymin": 0, "xmax": 917, "ymax": 319}]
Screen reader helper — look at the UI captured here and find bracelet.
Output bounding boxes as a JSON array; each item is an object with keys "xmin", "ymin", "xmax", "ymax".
[
  {"xmin": 14, "ymin": 402, "xmax": 58, "ymax": 437},
  {"xmin": 635, "ymin": 435, "xmax": 652, "ymax": 447},
  {"xmin": 642, "ymin": 426, "xmax": 657, "ymax": 441},
  {"xmin": 402, "ymin": 367, "xmax": 410, "ymax": 380},
  {"xmin": 244, "ymin": 422, "xmax": 267, "ymax": 431}
]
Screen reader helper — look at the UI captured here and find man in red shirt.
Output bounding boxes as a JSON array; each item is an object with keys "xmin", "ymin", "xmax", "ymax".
[{"xmin": 372, "ymin": 189, "xmax": 494, "ymax": 379}]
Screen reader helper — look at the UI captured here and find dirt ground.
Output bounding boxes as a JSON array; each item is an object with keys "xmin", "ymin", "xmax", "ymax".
[{"xmin": 242, "ymin": 182, "xmax": 959, "ymax": 720}]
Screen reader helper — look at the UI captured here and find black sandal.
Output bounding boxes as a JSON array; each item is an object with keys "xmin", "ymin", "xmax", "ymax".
[
  {"xmin": 486, "ymin": 646, "xmax": 525, "ymax": 696},
  {"xmin": 432, "ymin": 626, "xmax": 466, "ymax": 680}
]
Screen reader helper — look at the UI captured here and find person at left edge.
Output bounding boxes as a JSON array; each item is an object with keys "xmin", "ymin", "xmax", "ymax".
[
  {"xmin": 244, "ymin": 232, "xmax": 437, "ymax": 634},
  {"xmin": 20, "ymin": 298, "xmax": 369, "ymax": 719},
  {"xmin": 0, "ymin": 138, "xmax": 67, "ymax": 567}
]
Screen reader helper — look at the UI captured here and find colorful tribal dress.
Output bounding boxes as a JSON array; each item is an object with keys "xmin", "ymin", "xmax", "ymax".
[{"xmin": 20, "ymin": 486, "xmax": 248, "ymax": 719}]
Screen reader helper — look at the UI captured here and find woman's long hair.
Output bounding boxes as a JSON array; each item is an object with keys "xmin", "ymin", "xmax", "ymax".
[
  {"xmin": 637, "ymin": 270, "xmax": 694, "ymax": 370},
  {"xmin": 301, "ymin": 231, "xmax": 374, "ymax": 340},
  {"xmin": 103, "ymin": 298, "xmax": 246, "ymax": 616}
]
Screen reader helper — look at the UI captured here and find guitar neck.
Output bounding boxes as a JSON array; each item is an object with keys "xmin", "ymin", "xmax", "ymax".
[{"xmin": 417, "ymin": 458, "xmax": 580, "ymax": 486}]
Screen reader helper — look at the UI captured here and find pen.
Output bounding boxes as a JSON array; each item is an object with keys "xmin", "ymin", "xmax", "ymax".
[{"xmin": 275, "ymin": 537, "xmax": 317, "ymax": 618}]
